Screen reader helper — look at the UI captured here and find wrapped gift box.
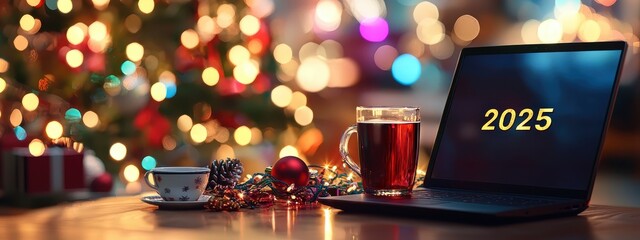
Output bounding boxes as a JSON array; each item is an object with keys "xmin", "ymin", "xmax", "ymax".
[
  {"xmin": 11, "ymin": 147, "xmax": 85, "ymax": 195},
  {"xmin": 0, "ymin": 134, "xmax": 30, "ymax": 196}
]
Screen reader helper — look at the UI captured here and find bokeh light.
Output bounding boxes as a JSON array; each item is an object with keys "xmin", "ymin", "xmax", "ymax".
[
  {"xmin": 45, "ymin": 121, "xmax": 64, "ymax": 139},
  {"xmin": 66, "ymin": 49, "xmax": 84, "ymax": 68},
  {"xmin": 88, "ymin": 21, "xmax": 107, "ymax": 41},
  {"xmin": 250, "ymin": 127, "xmax": 263, "ymax": 145},
  {"xmin": 0, "ymin": 59, "xmax": 8, "ymax": 73},
  {"xmin": 215, "ymin": 127, "xmax": 230, "ymax": 143},
  {"xmin": 138, "ymin": 0, "xmax": 155, "ymax": 14},
  {"xmin": 57, "ymin": 0, "xmax": 73, "ymax": 14},
  {"xmin": 374, "ymin": 45, "xmax": 398, "ymax": 71},
  {"xmin": 177, "ymin": 115, "xmax": 193, "ymax": 132},
  {"xmin": 233, "ymin": 60, "xmax": 259, "ymax": 84},
  {"xmin": 413, "ymin": 1, "xmax": 439, "ymax": 23},
  {"xmin": 294, "ymin": 106, "xmax": 314, "ymax": 126},
  {"xmin": 228, "ymin": 45, "xmax": 251, "ymax": 66},
  {"xmin": 578, "ymin": 19, "xmax": 601, "ymax": 42},
  {"xmin": 67, "ymin": 23, "xmax": 87, "ymax": 45},
  {"xmin": 521, "ymin": 19, "xmax": 541, "ymax": 43},
  {"xmin": 141, "ymin": 156, "xmax": 157, "ymax": 170},
  {"xmin": 125, "ymin": 14, "xmax": 142, "ymax": 33},
  {"xmin": 20, "ymin": 14, "xmax": 36, "ymax": 32},
  {"xmin": 110, "ymin": 142, "xmax": 127, "ymax": 161},
  {"xmin": 22, "ymin": 93, "xmax": 39, "ymax": 111},
  {"xmin": 454, "ymin": 15, "xmax": 480, "ymax": 42},
  {"xmin": 286, "ymin": 91, "xmax": 307, "ymax": 111},
  {"xmin": 83, "ymin": 111, "xmax": 100, "ymax": 128},
  {"xmin": 391, "ymin": 54, "xmax": 421, "ymax": 86},
  {"xmin": 150, "ymin": 82, "xmax": 167, "ymax": 102},
  {"xmin": 234, "ymin": 126, "xmax": 252, "ymax": 146},
  {"xmin": 315, "ymin": 0, "xmax": 343, "ymax": 32},
  {"xmin": 430, "ymin": 36, "xmax": 455, "ymax": 60},
  {"xmin": 121, "ymin": 61, "xmax": 136, "ymax": 75},
  {"xmin": 27, "ymin": 0, "xmax": 42, "ymax": 7},
  {"xmin": 239, "ymin": 15, "xmax": 260, "ymax": 36},
  {"xmin": 417, "ymin": 19, "xmax": 445, "ymax": 45},
  {"xmin": 271, "ymin": 85, "xmax": 293, "ymax": 108},
  {"xmin": 0, "ymin": 77, "xmax": 6, "ymax": 92},
  {"xmin": 197, "ymin": 16, "xmax": 218, "ymax": 43},
  {"xmin": 15, "ymin": 126, "xmax": 27, "ymax": 140},
  {"xmin": 327, "ymin": 58, "xmax": 360, "ymax": 88},
  {"xmin": 359, "ymin": 18, "xmax": 389, "ymax": 42},
  {"xmin": 595, "ymin": 0, "xmax": 617, "ymax": 7},
  {"xmin": 217, "ymin": 4, "xmax": 236, "ymax": 28},
  {"xmin": 538, "ymin": 19, "xmax": 563, "ymax": 43},
  {"xmin": 215, "ymin": 144, "xmax": 236, "ymax": 159},
  {"xmin": 29, "ymin": 139, "xmax": 46, "ymax": 157},
  {"xmin": 92, "ymin": 0, "xmax": 110, "ymax": 10},
  {"xmin": 279, "ymin": 145, "xmax": 299, "ymax": 158},
  {"xmin": 201, "ymin": 67, "xmax": 220, "ymax": 86},
  {"xmin": 296, "ymin": 57, "xmax": 330, "ymax": 92},
  {"xmin": 123, "ymin": 164, "xmax": 140, "ymax": 182},
  {"xmin": 65, "ymin": 108, "xmax": 82, "ymax": 122},
  {"xmin": 126, "ymin": 42, "xmax": 144, "ymax": 62},
  {"xmin": 14, "ymin": 35, "xmax": 29, "ymax": 51},
  {"xmin": 273, "ymin": 44, "xmax": 293, "ymax": 64},
  {"xmin": 347, "ymin": 0, "xmax": 386, "ymax": 23},
  {"xmin": 162, "ymin": 136, "xmax": 177, "ymax": 151},
  {"xmin": 246, "ymin": 0, "xmax": 275, "ymax": 18},
  {"xmin": 10, "ymin": 109, "xmax": 23, "ymax": 127},
  {"xmin": 190, "ymin": 123, "xmax": 207, "ymax": 143},
  {"xmin": 181, "ymin": 29, "xmax": 200, "ymax": 49}
]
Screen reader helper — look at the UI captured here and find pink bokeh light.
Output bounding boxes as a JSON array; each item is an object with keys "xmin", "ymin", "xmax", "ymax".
[{"xmin": 359, "ymin": 18, "xmax": 389, "ymax": 42}]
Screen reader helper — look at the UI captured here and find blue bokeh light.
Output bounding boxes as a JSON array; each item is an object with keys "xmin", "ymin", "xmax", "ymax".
[
  {"xmin": 163, "ymin": 82, "xmax": 177, "ymax": 99},
  {"xmin": 391, "ymin": 54, "xmax": 422, "ymax": 86},
  {"xmin": 141, "ymin": 156, "xmax": 157, "ymax": 170},
  {"xmin": 65, "ymin": 108, "xmax": 82, "ymax": 122},
  {"xmin": 121, "ymin": 61, "xmax": 137, "ymax": 75},
  {"xmin": 14, "ymin": 126, "xmax": 27, "ymax": 141}
]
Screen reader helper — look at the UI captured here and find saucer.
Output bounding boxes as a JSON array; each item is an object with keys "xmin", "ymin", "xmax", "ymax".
[{"xmin": 141, "ymin": 195, "xmax": 211, "ymax": 210}]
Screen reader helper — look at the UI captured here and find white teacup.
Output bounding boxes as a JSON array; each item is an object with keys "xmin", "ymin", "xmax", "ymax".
[{"xmin": 144, "ymin": 167, "xmax": 210, "ymax": 201}]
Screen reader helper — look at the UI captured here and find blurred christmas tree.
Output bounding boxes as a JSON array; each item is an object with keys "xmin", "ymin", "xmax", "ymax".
[{"xmin": 0, "ymin": 0, "xmax": 311, "ymax": 185}]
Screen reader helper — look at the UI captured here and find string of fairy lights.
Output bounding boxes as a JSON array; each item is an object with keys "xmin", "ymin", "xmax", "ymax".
[{"xmin": 1, "ymin": 0, "xmax": 638, "ymax": 192}]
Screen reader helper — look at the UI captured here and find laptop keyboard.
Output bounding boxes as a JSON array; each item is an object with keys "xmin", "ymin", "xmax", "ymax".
[{"xmin": 413, "ymin": 189, "xmax": 554, "ymax": 207}]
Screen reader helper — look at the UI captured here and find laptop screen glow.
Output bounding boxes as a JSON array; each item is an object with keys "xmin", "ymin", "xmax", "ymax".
[{"xmin": 430, "ymin": 49, "xmax": 624, "ymax": 191}]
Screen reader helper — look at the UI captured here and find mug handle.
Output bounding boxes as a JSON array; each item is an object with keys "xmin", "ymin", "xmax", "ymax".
[
  {"xmin": 340, "ymin": 124, "xmax": 361, "ymax": 177},
  {"xmin": 144, "ymin": 171, "xmax": 158, "ymax": 190}
]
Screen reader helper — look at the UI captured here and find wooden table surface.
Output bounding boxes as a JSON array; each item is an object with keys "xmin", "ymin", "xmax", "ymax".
[{"xmin": 1, "ymin": 194, "xmax": 640, "ymax": 240}]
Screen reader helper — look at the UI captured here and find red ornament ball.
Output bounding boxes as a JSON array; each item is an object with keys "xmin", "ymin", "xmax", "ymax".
[
  {"xmin": 90, "ymin": 172, "xmax": 113, "ymax": 192},
  {"xmin": 271, "ymin": 156, "xmax": 309, "ymax": 187}
]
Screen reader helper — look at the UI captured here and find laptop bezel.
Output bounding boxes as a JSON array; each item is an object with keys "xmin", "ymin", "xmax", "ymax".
[{"xmin": 424, "ymin": 41, "xmax": 628, "ymax": 200}]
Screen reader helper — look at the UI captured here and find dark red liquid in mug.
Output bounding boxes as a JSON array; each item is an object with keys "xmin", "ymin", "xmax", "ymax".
[{"xmin": 357, "ymin": 121, "xmax": 420, "ymax": 194}]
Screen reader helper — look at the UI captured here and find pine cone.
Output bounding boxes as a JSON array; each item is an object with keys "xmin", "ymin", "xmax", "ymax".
[
  {"xmin": 207, "ymin": 158, "xmax": 243, "ymax": 189},
  {"xmin": 205, "ymin": 196, "xmax": 241, "ymax": 211}
]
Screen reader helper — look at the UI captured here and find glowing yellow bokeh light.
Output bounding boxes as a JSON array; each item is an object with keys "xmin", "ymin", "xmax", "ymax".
[
  {"xmin": 327, "ymin": 58, "xmax": 360, "ymax": 88},
  {"xmin": 66, "ymin": 49, "xmax": 84, "ymax": 68},
  {"xmin": 83, "ymin": 111, "xmax": 100, "ymax": 128},
  {"xmin": 538, "ymin": 19, "xmax": 563, "ymax": 43},
  {"xmin": 190, "ymin": 123, "xmax": 207, "ymax": 143},
  {"xmin": 578, "ymin": 20, "xmax": 601, "ymax": 42},
  {"xmin": 181, "ymin": 29, "xmax": 200, "ymax": 49},
  {"xmin": 273, "ymin": 44, "xmax": 293, "ymax": 64},
  {"xmin": 14, "ymin": 35, "xmax": 29, "ymax": 51},
  {"xmin": 279, "ymin": 145, "xmax": 299, "ymax": 158},
  {"xmin": 521, "ymin": 20, "xmax": 541, "ymax": 44},
  {"xmin": 45, "ymin": 121, "xmax": 64, "ymax": 139},
  {"xmin": 10, "ymin": 109, "xmax": 23, "ymax": 127},
  {"xmin": 294, "ymin": 106, "xmax": 314, "ymax": 126},
  {"xmin": 22, "ymin": 93, "xmax": 39, "ymax": 111},
  {"xmin": 20, "ymin": 14, "xmax": 36, "ymax": 32},
  {"xmin": 138, "ymin": 0, "xmax": 155, "ymax": 14},
  {"xmin": 215, "ymin": 144, "xmax": 236, "ymax": 159},
  {"xmin": 228, "ymin": 45, "xmax": 251, "ymax": 66},
  {"xmin": 126, "ymin": 42, "xmax": 144, "ymax": 62},
  {"xmin": 234, "ymin": 126, "xmax": 252, "ymax": 146},
  {"xmin": 123, "ymin": 164, "xmax": 140, "ymax": 183},
  {"xmin": 240, "ymin": 15, "xmax": 260, "ymax": 36},
  {"xmin": 417, "ymin": 19, "xmax": 445, "ymax": 45},
  {"xmin": 215, "ymin": 127, "xmax": 230, "ymax": 143},
  {"xmin": 29, "ymin": 139, "xmax": 46, "ymax": 157},
  {"xmin": 0, "ymin": 59, "xmax": 8, "ymax": 73},
  {"xmin": 271, "ymin": 85, "xmax": 293, "ymax": 108},
  {"xmin": 453, "ymin": 15, "xmax": 480, "ymax": 42},
  {"xmin": 150, "ymin": 82, "xmax": 167, "ymax": 102},
  {"xmin": 233, "ymin": 60, "xmax": 259, "ymax": 85},
  {"xmin": 286, "ymin": 91, "xmax": 307, "ymax": 111},
  {"xmin": 315, "ymin": 0, "xmax": 343, "ymax": 32},
  {"xmin": 0, "ymin": 77, "xmax": 7, "ymax": 92},
  {"xmin": 202, "ymin": 67, "xmax": 220, "ymax": 86},
  {"xmin": 296, "ymin": 57, "xmax": 330, "ymax": 92},
  {"xmin": 88, "ymin": 21, "xmax": 108, "ymax": 41},
  {"xmin": 110, "ymin": 142, "xmax": 127, "ymax": 161},
  {"xmin": 413, "ymin": 1, "xmax": 439, "ymax": 23},
  {"xmin": 27, "ymin": 0, "xmax": 41, "ymax": 7},
  {"xmin": 177, "ymin": 115, "xmax": 193, "ymax": 132},
  {"xmin": 92, "ymin": 0, "xmax": 110, "ymax": 10},
  {"xmin": 217, "ymin": 4, "xmax": 236, "ymax": 28},
  {"xmin": 67, "ymin": 23, "xmax": 87, "ymax": 45},
  {"xmin": 58, "ymin": 0, "xmax": 73, "ymax": 14}
]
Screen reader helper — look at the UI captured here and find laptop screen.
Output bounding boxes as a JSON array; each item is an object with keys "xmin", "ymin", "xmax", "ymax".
[{"xmin": 428, "ymin": 42, "xmax": 626, "ymax": 195}]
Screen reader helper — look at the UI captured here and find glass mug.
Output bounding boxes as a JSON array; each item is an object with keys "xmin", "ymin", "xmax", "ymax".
[{"xmin": 340, "ymin": 106, "xmax": 420, "ymax": 197}]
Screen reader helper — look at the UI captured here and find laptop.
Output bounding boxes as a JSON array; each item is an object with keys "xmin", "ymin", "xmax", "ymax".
[{"xmin": 319, "ymin": 41, "xmax": 628, "ymax": 221}]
